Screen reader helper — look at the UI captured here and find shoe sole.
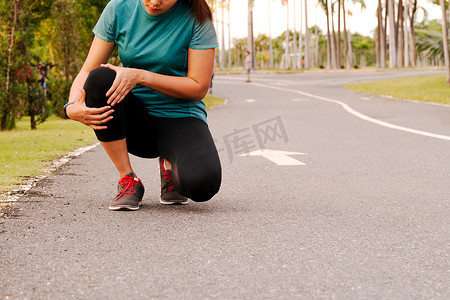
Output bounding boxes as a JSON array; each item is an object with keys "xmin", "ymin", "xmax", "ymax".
[
  {"xmin": 159, "ymin": 198, "xmax": 189, "ymax": 205},
  {"xmin": 109, "ymin": 205, "xmax": 140, "ymax": 211}
]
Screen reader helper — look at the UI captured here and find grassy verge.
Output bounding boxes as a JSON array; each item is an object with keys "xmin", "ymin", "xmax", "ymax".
[
  {"xmin": 345, "ymin": 74, "xmax": 450, "ymax": 105},
  {"xmin": 0, "ymin": 116, "xmax": 98, "ymax": 195},
  {"xmin": 204, "ymin": 93, "xmax": 225, "ymax": 110},
  {"xmin": 0, "ymin": 94, "xmax": 224, "ymax": 212}
]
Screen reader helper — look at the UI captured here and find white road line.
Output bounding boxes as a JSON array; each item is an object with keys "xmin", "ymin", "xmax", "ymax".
[{"xmin": 250, "ymin": 83, "xmax": 450, "ymax": 142}]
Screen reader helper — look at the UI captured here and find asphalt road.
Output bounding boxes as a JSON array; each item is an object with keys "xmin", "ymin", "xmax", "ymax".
[{"xmin": 1, "ymin": 69, "xmax": 449, "ymax": 299}]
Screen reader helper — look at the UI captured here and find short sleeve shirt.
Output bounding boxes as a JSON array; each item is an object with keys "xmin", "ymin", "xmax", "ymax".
[{"xmin": 93, "ymin": 0, "xmax": 218, "ymax": 124}]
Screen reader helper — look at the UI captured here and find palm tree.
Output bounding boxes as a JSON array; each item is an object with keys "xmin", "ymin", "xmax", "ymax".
[
  {"xmin": 397, "ymin": 0, "xmax": 404, "ymax": 67},
  {"xmin": 268, "ymin": 0, "xmax": 274, "ymax": 68},
  {"xmin": 377, "ymin": 0, "xmax": 387, "ymax": 68},
  {"xmin": 337, "ymin": 0, "xmax": 342, "ymax": 68},
  {"xmin": 388, "ymin": 0, "xmax": 397, "ymax": 68},
  {"xmin": 283, "ymin": 0, "xmax": 290, "ymax": 69},
  {"xmin": 304, "ymin": 0, "xmax": 310, "ymax": 68},
  {"xmin": 408, "ymin": 0, "xmax": 418, "ymax": 66},
  {"xmin": 248, "ymin": 0, "xmax": 255, "ymax": 69},
  {"xmin": 220, "ymin": 0, "xmax": 226, "ymax": 69},
  {"xmin": 342, "ymin": 0, "xmax": 366, "ymax": 69},
  {"xmin": 404, "ymin": 0, "xmax": 410, "ymax": 67},
  {"xmin": 298, "ymin": 0, "xmax": 303, "ymax": 69},
  {"xmin": 330, "ymin": 1, "xmax": 337, "ymax": 68},
  {"xmin": 324, "ymin": 0, "xmax": 332, "ymax": 68},
  {"xmin": 293, "ymin": 0, "xmax": 298, "ymax": 69},
  {"xmin": 439, "ymin": 0, "xmax": 449, "ymax": 84},
  {"xmin": 227, "ymin": 0, "xmax": 231, "ymax": 69},
  {"xmin": 416, "ymin": 26, "xmax": 446, "ymax": 63},
  {"xmin": 342, "ymin": 0, "xmax": 350, "ymax": 68}
]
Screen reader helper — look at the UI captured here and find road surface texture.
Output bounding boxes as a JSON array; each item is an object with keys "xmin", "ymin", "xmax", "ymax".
[{"xmin": 1, "ymin": 69, "xmax": 449, "ymax": 299}]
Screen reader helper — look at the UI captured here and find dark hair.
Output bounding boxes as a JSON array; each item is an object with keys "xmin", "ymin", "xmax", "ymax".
[{"xmin": 184, "ymin": 0, "xmax": 213, "ymax": 24}]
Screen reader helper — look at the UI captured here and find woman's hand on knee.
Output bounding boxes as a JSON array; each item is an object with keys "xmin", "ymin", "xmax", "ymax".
[
  {"xmin": 67, "ymin": 88, "xmax": 114, "ymax": 130},
  {"xmin": 101, "ymin": 64, "xmax": 142, "ymax": 107}
]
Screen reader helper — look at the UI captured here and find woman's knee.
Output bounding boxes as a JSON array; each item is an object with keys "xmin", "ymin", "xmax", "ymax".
[
  {"xmin": 180, "ymin": 166, "xmax": 221, "ymax": 202},
  {"xmin": 84, "ymin": 67, "xmax": 116, "ymax": 108}
]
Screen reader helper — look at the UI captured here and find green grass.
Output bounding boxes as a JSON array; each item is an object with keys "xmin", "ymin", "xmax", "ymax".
[
  {"xmin": 204, "ymin": 93, "xmax": 225, "ymax": 110},
  {"xmin": 345, "ymin": 74, "xmax": 450, "ymax": 105},
  {"xmin": 0, "ymin": 116, "xmax": 98, "ymax": 195}
]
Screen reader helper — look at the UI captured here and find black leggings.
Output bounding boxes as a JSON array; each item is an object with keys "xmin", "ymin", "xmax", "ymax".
[{"xmin": 84, "ymin": 67, "xmax": 221, "ymax": 202}]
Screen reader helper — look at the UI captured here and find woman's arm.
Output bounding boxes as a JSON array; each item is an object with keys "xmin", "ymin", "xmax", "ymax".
[
  {"xmin": 102, "ymin": 48, "xmax": 215, "ymax": 106},
  {"xmin": 66, "ymin": 37, "xmax": 116, "ymax": 129}
]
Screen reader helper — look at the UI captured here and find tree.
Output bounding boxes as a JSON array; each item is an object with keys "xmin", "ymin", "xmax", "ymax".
[
  {"xmin": 408, "ymin": 0, "xmax": 418, "ymax": 65},
  {"xmin": 304, "ymin": 0, "xmax": 310, "ymax": 68},
  {"xmin": 330, "ymin": 1, "xmax": 337, "ymax": 68},
  {"xmin": 0, "ymin": 0, "xmax": 54, "ymax": 130},
  {"xmin": 377, "ymin": 0, "xmax": 387, "ymax": 68},
  {"xmin": 439, "ymin": 0, "xmax": 450, "ymax": 84},
  {"xmin": 0, "ymin": 0, "xmax": 20, "ymax": 130},
  {"xmin": 343, "ymin": 1, "xmax": 366, "ymax": 68},
  {"xmin": 248, "ymin": 0, "xmax": 255, "ymax": 69},
  {"xmin": 319, "ymin": 0, "xmax": 333, "ymax": 69},
  {"xmin": 282, "ymin": 0, "xmax": 290, "ymax": 69},
  {"xmin": 337, "ymin": 0, "xmax": 342, "ymax": 68},
  {"xmin": 388, "ymin": 0, "xmax": 397, "ymax": 68},
  {"xmin": 415, "ymin": 19, "xmax": 445, "ymax": 63},
  {"xmin": 352, "ymin": 33, "xmax": 376, "ymax": 66}
]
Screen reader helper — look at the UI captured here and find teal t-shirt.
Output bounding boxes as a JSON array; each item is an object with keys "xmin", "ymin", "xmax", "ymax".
[{"xmin": 93, "ymin": 0, "xmax": 218, "ymax": 124}]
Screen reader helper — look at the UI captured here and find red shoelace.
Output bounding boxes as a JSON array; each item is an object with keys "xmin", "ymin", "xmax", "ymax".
[
  {"xmin": 116, "ymin": 175, "xmax": 140, "ymax": 199},
  {"xmin": 160, "ymin": 158, "xmax": 175, "ymax": 191}
]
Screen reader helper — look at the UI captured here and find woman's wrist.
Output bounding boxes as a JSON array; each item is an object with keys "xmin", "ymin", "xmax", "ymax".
[
  {"xmin": 64, "ymin": 102, "xmax": 75, "ymax": 119},
  {"xmin": 137, "ymin": 68, "xmax": 150, "ymax": 87}
]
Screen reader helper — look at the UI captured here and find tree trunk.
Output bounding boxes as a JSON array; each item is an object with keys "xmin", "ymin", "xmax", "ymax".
[
  {"xmin": 304, "ymin": 0, "xmax": 310, "ymax": 69},
  {"xmin": 325, "ymin": 0, "xmax": 332, "ymax": 69},
  {"xmin": 227, "ymin": 0, "xmax": 231, "ymax": 69},
  {"xmin": 315, "ymin": 22, "xmax": 319, "ymax": 67},
  {"xmin": 2, "ymin": 0, "xmax": 19, "ymax": 131},
  {"xmin": 285, "ymin": 1, "xmax": 290, "ymax": 69},
  {"xmin": 337, "ymin": 0, "xmax": 342, "ymax": 68},
  {"xmin": 298, "ymin": 0, "xmax": 303, "ymax": 69},
  {"xmin": 384, "ymin": 0, "xmax": 389, "ymax": 65},
  {"xmin": 377, "ymin": 0, "xmax": 382, "ymax": 67},
  {"xmin": 268, "ymin": 1, "xmax": 274, "ymax": 68},
  {"xmin": 342, "ymin": 0, "xmax": 350, "ymax": 69},
  {"xmin": 409, "ymin": 0, "xmax": 417, "ymax": 66},
  {"xmin": 330, "ymin": 2, "xmax": 337, "ymax": 69},
  {"xmin": 398, "ymin": 0, "xmax": 404, "ymax": 67},
  {"xmin": 388, "ymin": 0, "xmax": 397, "ymax": 68},
  {"xmin": 247, "ymin": 0, "xmax": 254, "ymax": 69},
  {"xmin": 404, "ymin": 0, "xmax": 409, "ymax": 67},
  {"xmin": 440, "ymin": 0, "xmax": 450, "ymax": 85},
  {"xmin": 293, "ymin": 0, "xmax": 298, "ymax": 68},
  {"xmin": 220, "ymin": 0, "xmax": 225, "ymax": 69}
]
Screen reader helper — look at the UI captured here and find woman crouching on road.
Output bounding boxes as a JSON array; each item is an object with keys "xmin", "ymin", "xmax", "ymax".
[{"xmin": 64, "ymin": 0, "xmax": 221, "ymax": 210}]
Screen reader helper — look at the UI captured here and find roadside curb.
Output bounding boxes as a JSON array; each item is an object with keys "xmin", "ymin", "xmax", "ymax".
[{"xmin": 0, "ymin": 142, "xmax": 100, "ymax": 217}]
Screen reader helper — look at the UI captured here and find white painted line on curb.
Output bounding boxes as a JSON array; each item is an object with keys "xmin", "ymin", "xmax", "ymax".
[
  {"xmin": 252, "ymin": 83, "xmax": 450, "ymax": 142},
  {"xmin": 0, "ymin": 142, "xmax": 100, "ymax": 207}
]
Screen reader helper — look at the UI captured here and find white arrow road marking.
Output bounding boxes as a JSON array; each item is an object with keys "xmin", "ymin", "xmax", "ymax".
[{"xmin": 240, "ymin": 149, "xmax": 307, "ymax": 166}]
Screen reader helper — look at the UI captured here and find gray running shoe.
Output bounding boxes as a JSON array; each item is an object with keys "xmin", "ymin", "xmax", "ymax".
[
  {"xmin": 159, "ymin": 157, "xmax": 188, "ymax": 205},
  {"xmin": 109, "ymin": 172, "xmax": 145, "ymax": 211}
]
